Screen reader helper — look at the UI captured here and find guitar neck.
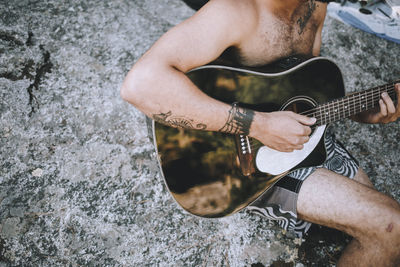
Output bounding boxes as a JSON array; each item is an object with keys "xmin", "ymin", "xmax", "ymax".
[{"xmin": 312, "ymin": 80, "xmax": 399, "ymax": 126}]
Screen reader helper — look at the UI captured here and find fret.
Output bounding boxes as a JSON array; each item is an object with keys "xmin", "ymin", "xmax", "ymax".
[
  {"xmin": 341, "ymin": 100, "xmax": 345, "ymax": 120},
  {"xmin": 343, "ymin": 97, "xmax": 347, "ymax": 119},
  {"xmin": 351, "ymin": 93, "xmax": 354, "ymax": 115},
  {"xmin": 349, "ymin": 95, "xmax": 354, "ymax": 117},
  {"xmin": 349, "ymin": 93, "xmax": 355, "ymax": 117},
  {"xmin": 325, "ymin": 102, "xmax": 330, "ymax": 124},
  {"xmin": 332, "ymin": 101, "xmax": 337, "ymax": 123},
  {"xmin": 369, "ymin": 86, "xmax": 375, "ymax": 110},
  {"xmin": 363, "ymin": 91, "xmax": 367, "ymax": 112},
  {"xmin": 319, "ymin": 105, "xmax": 324, "ymax": 125},
  {"xmin": 338, "ymin": 98, "xmax": 344, "ymax": 122},
  {"xmin": 356, "ymin": 92, "xmax": 362, "ymax": 114},
  {"xmin": 324, "ymin": 105, "xmax": 328, "ymax": 123},
  {"xmin": 348, "ymin": 94, "xmax": 353, "ymax": 118},
  {"xmin": 320, "ymin": 103, "xmax": 324, "ymax": 125},
  {"xmin": 334, "ymin": 99, "xmax": 340, "ymax": 121},
  {"xmin": 331, "ymin": 100, "xmax": 337, "ymax": 122},
  {"xmin": 337, "ymin": 99, "xmax": 342, "ymax": 120},
  {"xmin": 353, "ymin": 92, "xmax": 360, "ymax": 117},
  {"xmin": 340, "ymin": 98, "xmax": 344, "ymax": 119}
]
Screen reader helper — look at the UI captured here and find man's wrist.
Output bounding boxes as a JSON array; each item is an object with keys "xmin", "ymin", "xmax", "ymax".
[
  {"xmin": 218, "ymin": 102, "xmax": 255, "ymax": 135},
  {"xmin": 248, "ymin": 111, "xmax": 270, "ymax": 141}
]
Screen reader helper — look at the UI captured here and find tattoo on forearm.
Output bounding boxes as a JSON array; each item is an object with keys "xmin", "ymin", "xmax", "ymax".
[
  {"xmin": 297, "ymin": 0, "xmax": 316, "ymax": 34},
  {"xmin": 218, "ymin": 102, "xmax": 254, "ymax": 135},
  {"xmin": 152, "ymin": 111, "xmax": 207, "ymax": 130}
]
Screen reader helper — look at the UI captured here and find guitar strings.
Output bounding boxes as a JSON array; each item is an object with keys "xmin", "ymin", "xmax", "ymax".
[
  {"xmin": 306, "ymin": 91, "xmax": 397, "ymax": 126},
  {"xmin": 306, "ymin": 82, "xmax": 397, "ymax": 115},
  {"xmin": 298, "ymin": 83, "xmax": 397, "ymax": 124},
  {"xmin": 242, "ymin": 82, "xmax": 398, "ymax": 151},
  {"xmin": 303, "ymin": 86, "xmax": 397, "ymax": 128},
  {"xmin": 299, "ymin": 83, "xmax": 397, "ymax": 117}
]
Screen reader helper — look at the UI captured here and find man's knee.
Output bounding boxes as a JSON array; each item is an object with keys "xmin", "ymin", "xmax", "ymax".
[
  {"xmin": 380, "ymin": 208, "xmax": 400, "ymax": 256},
  {"xmin": 381, "ymin": 219, "xmax": 400, "ymax": 253},
  {"xmin": 360, "ymin": 198, "xmax": 400, "ymax": 260}
]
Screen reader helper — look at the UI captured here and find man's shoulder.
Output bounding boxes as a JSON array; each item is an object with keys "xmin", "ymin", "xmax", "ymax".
[
  {"xmin": 200, "ymin": 0, "xmax": 258, "ymax": 20},
  {"xmin": 196, "ymin": 0, "xmax": 259, "ymax": 34}
]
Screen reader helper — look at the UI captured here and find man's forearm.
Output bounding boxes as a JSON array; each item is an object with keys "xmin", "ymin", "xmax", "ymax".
[{"xmin": 121, "ymin": 63, "xmax": 255, "ymax": 136}]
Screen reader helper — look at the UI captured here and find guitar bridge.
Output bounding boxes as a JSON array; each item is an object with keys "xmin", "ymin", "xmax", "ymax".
[{"xmin": 234, "ymin": 134, "xmax": 256, "ymax": 176}]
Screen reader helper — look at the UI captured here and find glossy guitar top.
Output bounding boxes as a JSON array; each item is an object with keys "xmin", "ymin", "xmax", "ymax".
[{"xmin": 153, "ymin": 57, "xmax": 346, "ymax": 218}]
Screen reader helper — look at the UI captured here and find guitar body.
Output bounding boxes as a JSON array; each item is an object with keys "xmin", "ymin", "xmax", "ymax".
[{"xmin": 153, "ymin": 57, "xmax": 345, "ymax": 218}]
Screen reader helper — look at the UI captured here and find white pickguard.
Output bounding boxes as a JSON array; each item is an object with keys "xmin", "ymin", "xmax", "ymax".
[{"xmin": 255, "ymin": 125, "xmax": 326, "ymax": 175}]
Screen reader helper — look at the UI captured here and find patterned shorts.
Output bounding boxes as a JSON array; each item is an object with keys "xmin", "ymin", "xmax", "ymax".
[{"xmin": 247, "ymin": 128, "xmax": 359, "ymax": 237}]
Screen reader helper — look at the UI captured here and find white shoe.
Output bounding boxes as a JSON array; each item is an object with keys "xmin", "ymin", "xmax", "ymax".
[{"xmin": 328, "ymin": 1, "xmax": 400, "ymax": 44}]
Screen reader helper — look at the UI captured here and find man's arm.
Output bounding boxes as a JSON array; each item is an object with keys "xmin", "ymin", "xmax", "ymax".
[
  {"xmin": 121, "ymin": 0, "xmax": 249, "ymax": 131},
  {"xmin": 121, "ymin": 0, "xmax": 315, "ymax": 152}
]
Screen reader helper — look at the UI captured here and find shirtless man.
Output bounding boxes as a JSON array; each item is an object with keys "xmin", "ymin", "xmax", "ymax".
[{"xmin": 120, "ymin": 0, "xmax": 400, "ymax": 265}]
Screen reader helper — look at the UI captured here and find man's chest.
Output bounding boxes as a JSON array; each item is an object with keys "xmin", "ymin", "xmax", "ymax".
[{"xmin": 232, "ymin": 2, "xmax": 326, "ymax": 67}]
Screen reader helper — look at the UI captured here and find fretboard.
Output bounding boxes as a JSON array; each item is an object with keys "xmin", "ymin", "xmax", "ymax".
[{"xmin": 309, "ymin": 80, "xmax": 399, "ymax": 126}]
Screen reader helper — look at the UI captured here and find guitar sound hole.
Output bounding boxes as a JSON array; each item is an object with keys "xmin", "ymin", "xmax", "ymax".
[{"xmin": 282, "ymin": 97, "xmax": 317, "ymax": 134}]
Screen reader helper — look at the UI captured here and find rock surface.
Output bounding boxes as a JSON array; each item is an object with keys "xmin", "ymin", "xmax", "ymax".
[{"xmin": 0, "ymin": 0, "xmax": 399, "ymax": 266}]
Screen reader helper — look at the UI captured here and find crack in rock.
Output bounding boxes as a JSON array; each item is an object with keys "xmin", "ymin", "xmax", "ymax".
[
  {"xmin": 27, "ymin": 45, "xmax": 53, "ymax": 116},
  {"xmin": 0, "ymin": 31, "xmax": 53, "ymax": 115}
]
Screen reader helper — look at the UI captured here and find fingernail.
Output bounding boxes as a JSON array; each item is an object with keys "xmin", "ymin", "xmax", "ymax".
[
  {"xmin": 310, "ymin": 117, "xmax": 316, "ymax": 123},
  {"xmin": 382, "ymin": 92, "xmax": 388, "ymax": 97}
]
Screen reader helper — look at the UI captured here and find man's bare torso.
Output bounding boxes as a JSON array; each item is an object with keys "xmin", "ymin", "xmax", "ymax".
[{"xmin": 221, "ymin": 0, "xmax": 327, "ymax": 66}]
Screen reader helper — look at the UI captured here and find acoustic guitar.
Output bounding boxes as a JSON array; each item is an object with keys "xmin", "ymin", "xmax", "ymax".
[{"xmin": 152, "ymin": 57, "xmax": 398, "ymax": 218}]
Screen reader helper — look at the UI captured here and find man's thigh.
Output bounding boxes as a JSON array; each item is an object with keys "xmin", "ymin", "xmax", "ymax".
[{"xmin": 296, "ymin": 168, "xmax": 400, "ymax": 242}]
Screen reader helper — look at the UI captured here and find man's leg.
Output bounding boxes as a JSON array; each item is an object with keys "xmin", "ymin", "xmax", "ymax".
[{"xmin": 297, "ymin": 168, "xmax": 400, "ymax": 266}]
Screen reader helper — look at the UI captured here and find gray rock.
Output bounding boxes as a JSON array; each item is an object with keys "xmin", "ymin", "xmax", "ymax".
[{"xmin": 0, "ymin": 0, "xmax": 399, "ymax": 266}]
